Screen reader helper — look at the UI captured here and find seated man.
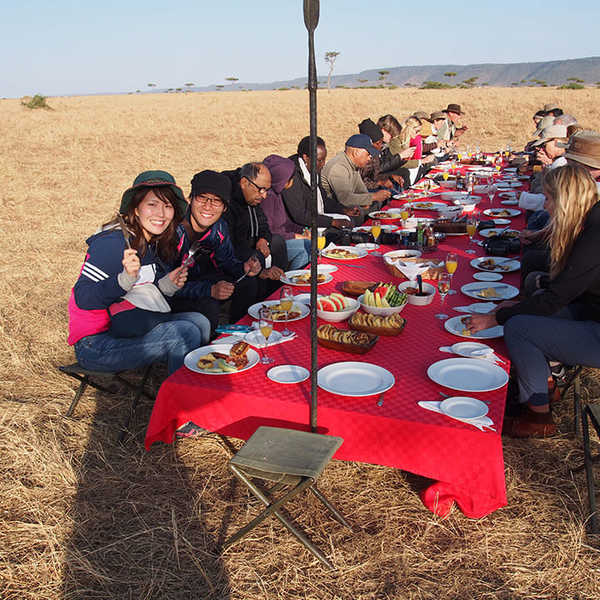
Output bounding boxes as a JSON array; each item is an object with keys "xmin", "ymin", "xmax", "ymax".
[
  {"xmin": 281, "ymin": 136, "xmax": 359, "ymax": 232},
  {"xmin": 543, "ymin": 103, "xmax": 563, "ymax": 119},
  {"xmin": 321, "ymin": 134, "xmax": 391, "ymax": 221},
  {"xmin": 221, "ymin": 162, "xmax": 286, "ymax": 280},
  {"xmin": 357, "ymin": 118, "xmax": 401, "ymax": 192},
  {"xmin": 437, "ymin": 104, "xmax": 467, "ymax": 144},
  {"xmin": 169, "ymin": 170, "xmax": 262, "ymax": 331}
]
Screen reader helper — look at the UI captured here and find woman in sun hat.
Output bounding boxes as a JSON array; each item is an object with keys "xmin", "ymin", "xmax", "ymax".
[
  {"xmin": 67, "ymin": 170, "xmax": 211, "ymax": 375},
  {"xmin": 466, "ymin": 165, "xmax": 600, "ymax": 438}
]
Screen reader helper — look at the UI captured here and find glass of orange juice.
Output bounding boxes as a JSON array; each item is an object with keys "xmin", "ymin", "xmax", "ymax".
[
  {"xmin": 400, "ymin": 208, "xmax": 409, "ymax": 227},
  {"xmin": 466, "ymin": 218, "xmax": 478, "ymax": 254},
  {"xmin": 435, "ymin": 273, "xmax": 451, "ymax": 320},
  {"xmin": 446, "ymin": 252, "xmax": 458, "ymax": 294},
  {"xmin": 279, "ymin": 285, "xmax": 294, "ymax": 337},
  {"xmin": 258, "ymin": 306, "xmax": 274, "ymax": 364},
  {"xmin": 371, "ymin": 220, "xmax": 381, "ymax": 243},
  {"xmin": 317, "ymin": 233, "xmax": 326, "ymax": 257},
  {"xmin": 442, "ymin": 171, "xmax": 449, "ymax": 182}
]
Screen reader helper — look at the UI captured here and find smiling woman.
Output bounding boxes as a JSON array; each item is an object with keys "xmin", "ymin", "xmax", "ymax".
[{"xmin": 68, "ymin": 170, "xmax": 211, "ymax": 375}]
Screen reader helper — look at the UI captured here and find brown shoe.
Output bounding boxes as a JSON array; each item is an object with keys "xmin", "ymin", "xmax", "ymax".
[{"xmin": 503, "ymin": 407, "xmax": 557, "ymax": 438}]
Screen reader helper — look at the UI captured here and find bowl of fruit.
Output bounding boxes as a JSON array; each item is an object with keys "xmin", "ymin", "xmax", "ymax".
[
  {"xmin": 358, "ymin": 283, "xmax": 408, "ymax": 316},
  {"xmin": 315, "ymin": 293, "xmax": 360, "ymax": 322}
]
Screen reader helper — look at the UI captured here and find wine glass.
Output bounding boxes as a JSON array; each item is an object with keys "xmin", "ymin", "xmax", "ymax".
[
  {"xmin": 487, "ymin": 181, "xmax": 496, "ymax": 205},
  {"xmin": 435, "ymin": 273, "xmax": 451, "ymax": 320},
  {"xmin": 445, "ymin": 252, "xmax": 458, "ymax": 295},
  {"xmin": 258, "ymin": 306, "xmax": 274, "ymax": 364},
  {"xmin": 442, "ymin": 171, "xmax": 449, "ymax": 182},
  {"xmin": 466, "ymin": 217, "xmax": 478, "ymax": 254},
  {"xmin": 279, "ymin": 286, "xmax": 294, "ymax": 337},
  {"xmin": 400, "ymin": 208, "xmax": 409, "ymax": 228},
  {"xmin": 317, "ymin": 233, "xmax": 326, "ymax": 257},
  {"xmin": 371, "ymin": 220, "xmax": 381, "ymax": 244}
]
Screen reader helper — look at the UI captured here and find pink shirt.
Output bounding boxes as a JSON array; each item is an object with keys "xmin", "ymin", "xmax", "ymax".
[{"xmin": 410, "ymin": 135, "xmax": 423, "ymax": 160}]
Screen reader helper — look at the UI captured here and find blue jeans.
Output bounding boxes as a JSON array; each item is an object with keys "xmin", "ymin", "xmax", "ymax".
[
  {"xmin": 74, "ymin": 312, "xmax": 210, "ymax": 375},
  {"xmin": 285, "ymin": 238, "xmax": 311, "ymax": 270},
  {"xmin": 504, "ymin": 305, "xmax": 600, "ymax": 407}
]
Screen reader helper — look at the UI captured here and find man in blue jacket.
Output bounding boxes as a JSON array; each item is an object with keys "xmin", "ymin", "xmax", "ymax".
[{"xmin": 169, "ymin": 170, "xmax": 262, "ymax": 332}]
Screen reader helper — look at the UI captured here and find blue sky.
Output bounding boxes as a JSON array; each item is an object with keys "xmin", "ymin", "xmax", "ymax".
[{"xmin": 1, "ymin": 0, "xmax": 599, "ymax": 97}]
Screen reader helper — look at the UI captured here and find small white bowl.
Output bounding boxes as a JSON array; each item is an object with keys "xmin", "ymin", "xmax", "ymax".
[
  {"xmin": 438, "ymin": 205, "xmax": 463, "ymax": 219},
  {"xmin": 383, "ymin": 249, "xmax": 422, "ymax": 265},
  {"xmin": 397, "ymin": 281, "xmax": 436, "ymax": 306},
  {"xmin": 316, "ymin": 297, "xmax": 360, "ymax": 322},
  {"xmin": 357, "ymin": 294, "xmax": 407, "ymax": 316}
]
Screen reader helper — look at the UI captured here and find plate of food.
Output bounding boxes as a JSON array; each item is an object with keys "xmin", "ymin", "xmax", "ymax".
[
  {"xmin": 368, "ymin": 210, "xmax": 402, "ymax": 220},
  {"xmin": 460, "ymin": 282, "xmax": 519, "ymax": 301},
  {"xmin": 248, "ymin": 299, "xmax": 310, "ymax": 322},
  {"xmin": 427, "ymin": 357, "xmax": 508, "ymax": 392},
  {"xmin": 321, "ymin": 246, "xmax": 368, "ymax": 260},
  {"xmin": 470, "ymin": 256, "xmax": 521, "ymax": 273},
  {"xmin": 479, "ymin": 228, "xmax": 520, "ymax": 239},
  {"xmin": 280, "ymin": 269, "xmax": 333, "ymax": 286},
  {"xmin": 184, "ymin": 342, "xmax": 258, "ymax": 375},
  {"xmin": 500, "ymin": 199, "xmax": 519, "ymax": 206},
  {"xmin": 317, "ymin": 361, "xmax": 395, "ymax": 396},
  {"xmin": 444, "ymin": 315, "xmax": 504, "ymax": 339},
  {"xmin": 483, "ymin": 208, "xmax": 521, "ymax": 218},
  {"xmin": 353, "ymin": 224, "xmax": 398, "ymax": 233},
  {"xmin": 401, "ymin": 201, "xmax": 447, "ymax": 211}
]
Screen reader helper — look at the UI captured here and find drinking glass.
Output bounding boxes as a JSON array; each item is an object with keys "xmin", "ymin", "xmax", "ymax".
[
  {"xmin": 258, "ymin": 307, "xmax": 274, "ymax": 364},
  {"xmin": 442, "ymin": 171, "xmax": 449, "ymax": 182},
  {"xmin": 435, "ymin": 273, "xmax": 451, "ymax": 320},
  {"xmin": 487, "ymin": 181, "xmax": 495, "ymax": 205},
  {"xmin": 317, "ymin": 234, "xmax": 326, "ymax": 258},
  {"xmin": 466, "ymin": 217, "xmax": 478, "ymax": 254},
  {"xmin": 400, "ymin": 208, "xmax": 409, "ymax": 227},
  {"xmin": 279, "ymin": 286, "xmax": 294, "ymax": 337},
  {"xmin": 371, "ymin": 220, "xmax": 381, "ymax": 243},
  {"xmin": 445, "ymin": 252, "xmax": 458, "ymax": 295}
]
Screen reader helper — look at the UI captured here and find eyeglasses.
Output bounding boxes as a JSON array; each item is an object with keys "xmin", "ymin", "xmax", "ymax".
[
  {"xmin": 244, "ymin": 177, "xmax": 271, "ymax": 195},
  {"xmin": 193, "ymin": 195, "xmax": 224, "ymax": 208}
]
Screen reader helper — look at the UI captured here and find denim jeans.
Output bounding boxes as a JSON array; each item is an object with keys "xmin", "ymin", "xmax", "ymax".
[
  {"xmin": 285, "ymin": 238, "xmax": 311, "ymax": 270},
  {"xmin": 504, "ymin": 305, "xmax": 600, "ymax": 407},
  {"xmin": 74, "ymin": 312, "xmax": 210, "ymax": 375}
]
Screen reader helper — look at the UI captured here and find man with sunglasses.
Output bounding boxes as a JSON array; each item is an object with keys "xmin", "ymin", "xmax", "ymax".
[
  {"xmin": 169, "ymin": 170, "xmax": 262, "ymax": 332},
  {"xmin": 221, "ymin": 162, "xmax": 287, "ymax": 285}
]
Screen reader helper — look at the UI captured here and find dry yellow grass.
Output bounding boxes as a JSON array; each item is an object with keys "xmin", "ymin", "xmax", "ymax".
[{"xmin": 1, "ymin": 88, "xmax": 600, "ymax": 599}]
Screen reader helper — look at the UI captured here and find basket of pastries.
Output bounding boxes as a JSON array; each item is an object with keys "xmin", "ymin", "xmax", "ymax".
[
  {"xmin": 348, "ymin": 312, "xmax": 406, "ymax": 336},
  {"xmin": 316, "ymin": 324, "xmax": 377, "ymax": 354}
]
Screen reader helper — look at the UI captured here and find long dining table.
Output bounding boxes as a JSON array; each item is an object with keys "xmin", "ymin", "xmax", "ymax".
[{"xmin": 145, "ymin": 161, "xmax": 528, "ymax": 519}]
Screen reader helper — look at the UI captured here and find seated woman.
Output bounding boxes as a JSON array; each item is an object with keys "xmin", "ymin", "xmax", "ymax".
[
  {"xmin": 68, "ymin": 170, "xmax": 211, "ymax": 375},
  {"xmin": 466, "ymin": 165, "xmax": 600, "ymax": 437}
]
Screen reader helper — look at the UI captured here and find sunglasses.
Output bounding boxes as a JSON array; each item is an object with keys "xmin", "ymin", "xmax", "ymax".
[{"xmin": 244, "ymin": 177, "xmax": 271, "ymax": 195}]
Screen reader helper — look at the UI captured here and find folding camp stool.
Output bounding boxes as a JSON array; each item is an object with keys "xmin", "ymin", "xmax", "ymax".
[
  {"xmin": 581, "ymin": 403, "xmax": 600, "ymax": 533},
  {"xmin": 59, "ymin": 363, "xmax": 154, "ymax": 442},
  {"xmin": 223, "ymin": 426, "xmax": 352, "ymax": 569}
]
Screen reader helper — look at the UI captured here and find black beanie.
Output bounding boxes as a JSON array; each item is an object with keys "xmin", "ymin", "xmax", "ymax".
[
  {"xmin": 358, "ymin": 118, "xmax": 383, "ymax": 142},
  {"xmin": 190, "ymin": 170, "xmax": 232, "ymax": 204}
]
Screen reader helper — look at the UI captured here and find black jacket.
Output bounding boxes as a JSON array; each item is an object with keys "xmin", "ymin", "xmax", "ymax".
[
  {"xmin": 281, "ymin": 155, "xmax": 349, "ymax": 229},
  {"xmin": 496, "ymin": 201, "xmax": 600, "ymax": 324},
  {"xmin": 221, "ymin": 168, "xmax": 272, "ymax": 261}
]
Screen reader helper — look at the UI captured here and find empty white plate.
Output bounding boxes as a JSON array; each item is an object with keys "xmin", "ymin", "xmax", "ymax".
[
  {"xmin": 317, "ymin": 362, "xmax": 395, "ymax": 396},
  {"xmin": 427, "ymin": 358, "xmax": 509, "ymax": 392},
  {"xmin": 450, "ymin": 341, "xmax": 493, "ymax": 358},
  {"xmin": 440, "ymin": 396, "xmax": 489, "ymax": 420},
  {"xmin": 267, "ymin": 365, "xmax": 310, "ymax": 384},
  {"xmin": 473, "ymin": 272, "xmax": 503, "ymax": 281}
]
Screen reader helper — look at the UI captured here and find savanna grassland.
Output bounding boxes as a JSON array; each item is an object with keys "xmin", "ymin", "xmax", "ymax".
[{"xmin": 1, "ymin": 88, "xmax": 600, "ymax": 599}]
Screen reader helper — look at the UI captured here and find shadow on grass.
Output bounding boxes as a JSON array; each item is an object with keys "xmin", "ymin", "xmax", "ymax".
[{"xmin": 61, "ymin": 369, "xmax": 231, "ymax": 599}]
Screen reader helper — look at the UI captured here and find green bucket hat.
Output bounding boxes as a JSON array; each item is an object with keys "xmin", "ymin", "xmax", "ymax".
[{"xmin": 120, "ymin": 170, "xmax": 188, "ymax": 215}]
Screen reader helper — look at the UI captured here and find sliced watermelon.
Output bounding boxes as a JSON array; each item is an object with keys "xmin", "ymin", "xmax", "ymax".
[{"xmin": 319, "ymin": 298, "xmax": 337, "ymax": 311}]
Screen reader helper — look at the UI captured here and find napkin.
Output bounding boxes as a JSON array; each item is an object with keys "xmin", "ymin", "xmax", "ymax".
[
  {"xmin": 244, "ymin": 331, "xmax": 298, "ymax": 348},
  {"xmin": 438, "ymin": 346, "xmax": 505, "ymax": 365},
  {"xmin": 323, "ymin": 212, "xmax": 351, "ymax": 221},
  {"xmin": 453, "ymin": 302, "xmax": 497, "ymax": 314},
  {"xmin": 519, "ymin": 191, "xmax": 546, "ymax": 211},
  {"xmin": 392, "ymin": 261, "xmax": 430, "ymax": 281},
  {"xmin": 418, "ymin": 401, "xmax": 496, "ymax": 431}
]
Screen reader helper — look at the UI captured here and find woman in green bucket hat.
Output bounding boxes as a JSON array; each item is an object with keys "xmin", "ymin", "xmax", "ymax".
[{"xmin": 67, "ymin": 170, "xmax": 211, "ymax": 375}]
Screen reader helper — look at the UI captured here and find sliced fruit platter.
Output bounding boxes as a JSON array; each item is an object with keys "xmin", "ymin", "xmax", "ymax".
[
  {"xmin": 315, "ymin": 293, "xmax": 360, "ymax": 323},
  {"xmin": 362, "ymin": 283, "xmax": 407, "ymax": 309}
]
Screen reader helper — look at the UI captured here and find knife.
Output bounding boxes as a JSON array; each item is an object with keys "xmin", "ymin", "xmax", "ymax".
[{"xmin": 116, "ymin": 214, "xmax": 131, "ymax": 249}]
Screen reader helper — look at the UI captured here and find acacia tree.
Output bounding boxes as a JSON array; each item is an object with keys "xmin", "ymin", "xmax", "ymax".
[
  {"xmin": 444, "ymin": 72, "xmax": 456, "ymax": 78},
  {"xmin": 225, "ymin": 77, "xmax": 239, "ymax": 85},
  {"xmin": 324, "ymin": 51, "xmax": 340, "ymax": 90},
  {"xmin": 378, "ymin": 70, "xmax": 389, "ymax": 86}
]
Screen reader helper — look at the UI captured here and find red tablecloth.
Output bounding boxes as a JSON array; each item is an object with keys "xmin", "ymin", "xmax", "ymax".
[{"xmin": 145, "ymin": 170, "xmax": 527, "ymax": 519}]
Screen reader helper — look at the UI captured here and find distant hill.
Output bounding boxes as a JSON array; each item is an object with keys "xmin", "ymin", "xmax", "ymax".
[{"xmin": 167, "ymin": 56, "xmax": 600, "ymax": 93}]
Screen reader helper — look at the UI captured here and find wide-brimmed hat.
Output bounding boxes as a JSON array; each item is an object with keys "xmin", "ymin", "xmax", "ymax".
[
  {"xmin": 430, "ymin": 111, "xmax": 446, "ymax": 121},
  {"xmin": 564, "ymin": 133, "xmax": 600, "ymax": 169},
  {"xmin": 530, "ymin": 124, "xmax": 568, "ymax": 147},
  {"xmin": 120, "ymin": 170, "xmax": 187, "ymax": 215},
  {"xmin": 411, "ymin": 111, "xmax": 431, "ymax": 122},
  {"xmin": 543, "ymin": 103, "xmax": 560, "ymax": 113},
  {"xmin": 554, "ymin": 114, "xmax": 578, "ymax": 127},
  {"xmin": 345, "ymin": 133, "xmax": 380, "ymax": 157},
  {"xmin": 533, "ymin": 115, "xmax": 555, "ymax": 137},
  {"xmin": 443, "ymin": 103, "xmax": 464, "ymax": 115}
]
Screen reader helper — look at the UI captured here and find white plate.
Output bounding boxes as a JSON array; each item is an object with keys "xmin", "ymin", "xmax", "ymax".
[
  {"xmin": 450, "ymin": 341, "xmax": 493, "ymax": 358},
  {"xmin": 245, "ymin": 329, "xmax": 283, "ymax": 347},
  {"xmin": 355, "ymin": 242, "xmax": 380, "ymax": 250},
  {"xmin": 368, "ymin": 210, "xmax": 402, "ymax": 220},
  {"xmin": 460, "ymin": 282, "xmax": 519, "ymax": 301},
  {"xmin": 184, "ymin": 344, "xmax": 259, "ymax": 375},
  {"xmin": 383, "ymin": 249, "xmax": 422, "ymax": 262},
  {"xmin": 401, "ymin": 201, "xmax": 448, "ymax": 211},
  {"xmin": 444, "ymin": 316, "xmax": 504, "ymax": 339},
  {"xmin": 440, "ymin": 396, "xmax": 489, "ymax": 420},
  {"xmin": 470, "ymin": 256, "xmax": 521, "ymax": 273},
  {"xmin": 316, "ymin": 264, "xmax": 339, "ymax": 274},
  {"xmin": 483, "ymin": 208, "xmax": 521, "ymax": 218},
  {"xmin": 294, "ymin": 293, "xmax": 311, "ymax": 305},
  {"xmin": 479, "ymin": 228, "xmax": 520, "ymax": 239},
  {"xmin": 318, "ymin": 362, "xmax": 395, "ymax": 397},
  {"xmin": 248, "ymin": 300, "xmax": 310, "ymax": 322},
  {"xmin": 440, "ymin": 191, "xmax": 472, "ymax": 202},
  {"xmin": 501, "ymin": 199, "xmax": 519, "ymax": 206},
  {"xmin": 493, "ymin": 218, "xmax": 511, "ymax": 226},
  {"xmin": 473, "ymin": 272, "xmax": 502, "ymax": 281},
  {"xmin": 280, "ymin": 269, "xmax": 334, "ymax": 286},
  {"xmin": 267, "ymin": 365, "xmax": 310, "ymax": 384},
  {"xmin": 353, "ymin": 224, "xmax": 398, "ymax": 233},
  {"xmin": 427, "ymin": 358, "xmax": 509, "ymax": 392},
  {"xmin": 321, "ymin": 246, "xmax": 368, "ymax": 260}
]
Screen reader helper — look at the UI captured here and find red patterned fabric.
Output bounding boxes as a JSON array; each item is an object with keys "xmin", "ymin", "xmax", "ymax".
[{"xmin": 145, "ymin": 171, "xmax": 527, "ymax": 519}]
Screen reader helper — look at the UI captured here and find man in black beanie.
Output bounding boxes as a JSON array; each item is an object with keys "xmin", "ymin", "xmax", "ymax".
[
  {"xmin": 168, "ymin": 170, "xmax": 262, "ymax": 332},
  {"xmin": 357, "ymin": 118, "xmax": 401, "ymax": 193}
]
